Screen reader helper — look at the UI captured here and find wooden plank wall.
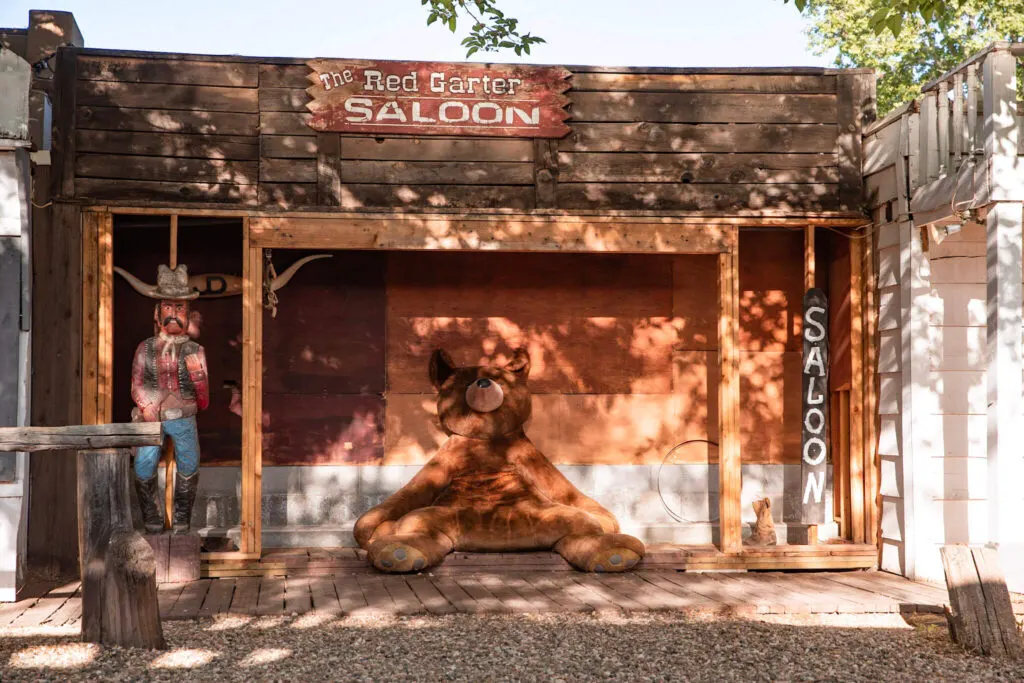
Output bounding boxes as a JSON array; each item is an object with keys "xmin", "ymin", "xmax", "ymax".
[
  {"xmin": 63, "ymin": 50, "xmax": 867, "ymax": 212},
  {"xmin": 384, "ymin": 229, "xmax": 803, "ymax": 467}
]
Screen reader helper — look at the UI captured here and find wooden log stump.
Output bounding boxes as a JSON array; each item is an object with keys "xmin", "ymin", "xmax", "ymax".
[
  {"xmin": 79, "ymin": 448, "xmax": 165, "ymax": 649},
  {"xmin": 940, "ymin": 545, "xmax": 1023, "ymax": 659},
  {"xmin": 83, "ymin": 530, "xmax": 165, "ymax": 649},
  {"xmin": 145, "ymin": 532, "xmax": 201, "ymax": 584}
]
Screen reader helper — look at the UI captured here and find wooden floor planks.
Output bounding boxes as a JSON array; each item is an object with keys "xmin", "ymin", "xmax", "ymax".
[{"xmin": 0, "ymin": 570, "xmax": 959, "ymax": 624}]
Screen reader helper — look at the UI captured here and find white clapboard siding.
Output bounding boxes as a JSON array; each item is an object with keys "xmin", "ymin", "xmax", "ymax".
[
  {"xmin": 928, "ymin": 370, "xmax": 986, "ymax": 415},
  {"xmin": 925, "ymin": 283, "xmax": 986, "ymax": 326},
  {"xmin": 865, "ymin": 167, "xmax": 899, "ymax": 207},
  {"xmin": 927, "ymin": 456, "xmax": 988, "ymax": 501},
  {"xmin": 927, "ymin": 326, "xmax": 985, "ymax": 371}
]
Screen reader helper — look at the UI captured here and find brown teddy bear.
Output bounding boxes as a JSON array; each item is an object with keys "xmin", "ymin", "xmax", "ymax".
[{"xmin": 354, "ymin": 348, "xmax": 646, "ymax": 573}]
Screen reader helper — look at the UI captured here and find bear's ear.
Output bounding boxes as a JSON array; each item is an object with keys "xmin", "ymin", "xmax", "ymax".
[
  {"xmin": 505, "ymin": 348, "xmax": 531, "ymax": 378},
  {"xmin": 429, "ymin": 348, "xmax": 456, "ymax": 390}
]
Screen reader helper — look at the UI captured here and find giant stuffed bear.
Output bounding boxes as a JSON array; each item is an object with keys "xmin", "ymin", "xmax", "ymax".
[{"xmin": 355, "ymin": 348, "xmax": 645, "ymax": 573}]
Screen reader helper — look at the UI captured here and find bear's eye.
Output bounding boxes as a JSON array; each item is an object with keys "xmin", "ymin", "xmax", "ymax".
[{"xmin": 475, "ymin": 379, "xmax": 492, "ymax": 389}]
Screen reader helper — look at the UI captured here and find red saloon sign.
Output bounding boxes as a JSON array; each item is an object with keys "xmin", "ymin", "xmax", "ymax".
[{"xmin": 305, "ymin": 59, "xmax": 571, "ymax": 138}]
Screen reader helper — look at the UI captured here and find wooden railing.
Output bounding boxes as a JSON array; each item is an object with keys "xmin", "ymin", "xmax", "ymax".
[
  {"xmin": 0, "ymin": 423, "xmax": 167, "ymax": 649},
  {"xmin": 911, "ymin": 41, "xmax": 1021, "ymax": 222}
]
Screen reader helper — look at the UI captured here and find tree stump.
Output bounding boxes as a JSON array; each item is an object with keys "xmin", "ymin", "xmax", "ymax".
[
  {"xmin": 940, "ymin": 545, "xmax": 1023, "ymax": 659},
  {"xmin": 79, "ymin": 448, "xmax": 165, "ymax": 649}
]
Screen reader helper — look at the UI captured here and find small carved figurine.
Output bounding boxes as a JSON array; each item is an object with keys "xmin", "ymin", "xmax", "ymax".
[
  {"xmin": 129, "ymin": 265, "xmax": 209, "ymax": 534},
  {"xmin": 747, "ymin": 497, "xmax": 778, "ymax": 546}
]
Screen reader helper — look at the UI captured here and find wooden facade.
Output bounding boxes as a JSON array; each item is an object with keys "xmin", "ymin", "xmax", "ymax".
[{"xmin": 29, "ymin": 44, "xmax": 878, "ymax": 571}]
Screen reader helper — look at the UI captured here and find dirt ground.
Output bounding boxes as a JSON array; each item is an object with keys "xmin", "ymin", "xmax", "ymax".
[{"xmin": 2, "ymin": 612, "xmax": 1023, "ymax": 682}]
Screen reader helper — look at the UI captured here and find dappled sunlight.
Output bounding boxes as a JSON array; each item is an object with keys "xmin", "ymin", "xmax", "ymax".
[
  {"xmin": 239, "ymin": 647, "xmax": 293, "ymax": 667},
  {"xmin": 205, "ymin": 614, "xmax": 253, "ymax": 631},
  {"xmin": 150, "ymin": 648, "xmax": 219, "ymax": 669},
  {"xmin": 6, "ymin": 643, "xmax": 98, "ymax": 670}
]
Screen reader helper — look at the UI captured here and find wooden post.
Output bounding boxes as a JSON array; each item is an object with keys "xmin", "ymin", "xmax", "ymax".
[
  {"xmin": 718, "ymin": 234, "xmax": 741, "ymax": 553},
  {"xmin": 966, "ymin": 65, "xmax": 979, "ymax": 153},
  {"xmin": 862, "ymin": 226, "xmax": 880, "ymax": 546},
  {"xmin": 937, "ymin": 80, "xmax": 949, "ymax": 176},
  {"xmin": 168, "ymin": 215, "xmax": 178, "ymax": 269},
  {"xmin": 162, "ymin": 447, "xmax": 175, "ymax": 530},
  {"xmin": 952, "ymin": 72, "xmax": 965, "ymax": 164},
  {"xmin": 804, "ymin": 226, "xmax": 816, "ymax": 291},
  {"xmin": 940, "ymin": 545, "xmax": 1023, "ymax": 659},
  {"xmin": 919, "ymin": 91, "xmax": 938, "ymax": 185},
  {"xmin": 983, "ymin": 50, "xmax": 1024, "ymax": 587},
  {"xmin": 79, "ymin": 448, "xmax": 164, "ymax": 649},
  {"xmin": 803, "ymin": 225, "xmax": 818, "ymax": 544},
  {"xmin": 849, "ymin": 237, "xmax": 866, "ymax": 544},
  {"xmin": 98, "ymin": 213, "xmax": 113, "ymax": 424},
  {"xmin": 241, "ymin": 218, "xmax": 263, "ymax": 556}
]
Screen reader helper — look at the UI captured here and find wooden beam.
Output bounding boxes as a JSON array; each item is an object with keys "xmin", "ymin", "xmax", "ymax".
[
  {"xmin": 80, "ymin": 204, "xmax": 871, "ymax": 227},
  {"xmin": 804, "ymin": 226, "xmax": 816, "ymax": 291},
  {"xmin": 51, "ymin": 47, "xmax": 78, "ymax": 199},
  {"xmin": 718, "ymin": 236, "xmax": 742, "ymax": 553},
  {"xmin": 937, "ymin": 80, "xmax": 949, "ymax": 176},
  {"xmin": 81, "ymin": 212, "xmax": 99, "ymax": 427},
  {"xmin": 250, "ymin": 215, "xmax": 737, "ymax": 254},
  {"xmin": 849, "ymin": 236, "xmax": 866, "ymax": 544},
  {"xmin": 863, "ymin": 226, "xmax": 880, "ymax": 546},
  {"xmin": 0, "ymin": 424, "xmax": 162, "ymax": 452},
  {"xmin": 838, "ymin": 390, "xmax": 851, "ymax": 539},
  {"xmin": 168, "ymin": 215, "xmax": 178, "ymax": 269},
  {"xmin": 804, "ymin": 224, "xmax": 817, "ymax": 544},
  {"xmin": 98, "ymin": 213, "xmax": 113, "ymax": 424},
  {"xmin": 241, "ymin": 218, "xmax": 263, "ymax": 557}
]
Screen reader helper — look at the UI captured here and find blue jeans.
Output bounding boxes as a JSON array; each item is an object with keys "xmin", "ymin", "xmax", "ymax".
[{"xmin": 134, "ymin": 417, "xmax": 201, "ymax": 479}]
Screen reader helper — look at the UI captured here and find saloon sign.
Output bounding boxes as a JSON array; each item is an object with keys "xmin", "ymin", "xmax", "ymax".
[
  {"xmin": 305, "ymin": 59, "xmax": 571, "ymax": 137},
  {"xmin": 800, "ymin": 289, "xmax": 829, "ymax": 524}
]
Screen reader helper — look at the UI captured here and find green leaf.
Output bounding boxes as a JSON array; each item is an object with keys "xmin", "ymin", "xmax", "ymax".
[
  {"xmin": 467, "ymin": 46, "xmax": 479, "ymax": 57},
  {"xmin": 448, "ymin": 15, "xmax": 457, "ymax": 32}
]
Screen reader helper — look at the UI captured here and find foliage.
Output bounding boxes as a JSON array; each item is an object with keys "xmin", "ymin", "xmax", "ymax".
[
  {"xmin": 422, "ymin": 0, "xmax": 544, "ymax": 57},
  {"xmin": 798, "ymin": 0, "xmax": 1024, "ymax": 114},
  {"xmin": 784, "ymin": 0, "xmax": 981, "ymax": 38}
]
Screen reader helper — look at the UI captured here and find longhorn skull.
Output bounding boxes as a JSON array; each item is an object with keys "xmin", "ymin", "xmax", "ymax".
[{"xmin": 114, "ymin": 254, "xmax": 332, "ymax": 300}]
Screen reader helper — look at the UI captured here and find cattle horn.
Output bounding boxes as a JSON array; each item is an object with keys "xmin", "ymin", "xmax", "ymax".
[
  {"xmin": 113, "ymin": 267, "xmax": 160, "ymax": 298},
  {"xmin": 269, "ymin": 254, "xmax": 332, "ymax": 292}
]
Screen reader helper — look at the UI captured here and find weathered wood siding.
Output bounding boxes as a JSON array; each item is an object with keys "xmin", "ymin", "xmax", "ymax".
[{"xmin": 63, "ymin": 49, "xmax": 869, "ymax": 212}]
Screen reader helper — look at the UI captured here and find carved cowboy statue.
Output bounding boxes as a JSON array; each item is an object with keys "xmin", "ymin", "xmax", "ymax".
[{"xmin": 129, "ymin": 264, "xmax": 210, "ymax": 534}]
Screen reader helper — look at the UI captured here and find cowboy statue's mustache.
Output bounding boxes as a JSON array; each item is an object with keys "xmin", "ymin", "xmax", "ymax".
[{"xmin": 163, "ymin": 316, "xmax": 185, "ymax": 327}]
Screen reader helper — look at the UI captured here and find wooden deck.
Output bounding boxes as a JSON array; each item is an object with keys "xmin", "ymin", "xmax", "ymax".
[
  {"xmin": 1, "ymin": 568, "xmax": 977, "ymax": 626},
  {"xmin": 203, "ymin": 544, "xmax": 880, "ymax": 577}
]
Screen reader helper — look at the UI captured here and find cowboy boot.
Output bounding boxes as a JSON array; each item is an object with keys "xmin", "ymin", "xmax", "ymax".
[
  {"xmin": 134, "ymin": 474, "xmax": 164, "ymax": 534},
  {"xmin": 172, "ymin": 470, "xmax": 199, "ymax": 534}
]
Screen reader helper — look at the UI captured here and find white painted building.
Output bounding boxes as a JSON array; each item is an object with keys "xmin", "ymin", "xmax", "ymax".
[
  {"xmin": 0, "ymin": 46, "xmax": 33, "ymax": 602},
  {"xmin": 865, "ymin": 42, "xmax": 1024, "ymax": 591}
]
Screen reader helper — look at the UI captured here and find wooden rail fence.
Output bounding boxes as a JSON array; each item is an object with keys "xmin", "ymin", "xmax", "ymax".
[{"xmin": 0, "ymin": 423, "xmax": 166, "ymax": 649}]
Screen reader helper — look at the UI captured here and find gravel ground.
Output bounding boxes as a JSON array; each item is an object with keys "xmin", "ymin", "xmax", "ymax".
[{"xmin": 2, "ymin": 612, "xmax": 1023, "ymax": 682}]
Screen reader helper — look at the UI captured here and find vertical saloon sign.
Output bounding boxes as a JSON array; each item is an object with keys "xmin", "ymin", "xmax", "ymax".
[
  {"xmin": 305, "ymin": 60, "xmax": 571, "ymax": 137},
  {"xmin": 801, "ymin": 289, "xmax": 829, "ymax": 525}
]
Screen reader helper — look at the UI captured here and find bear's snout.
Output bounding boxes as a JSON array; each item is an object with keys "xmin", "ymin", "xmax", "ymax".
[{"xmin": 466, "ymin": 378, "xmax": 504, "ymax": 412}]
